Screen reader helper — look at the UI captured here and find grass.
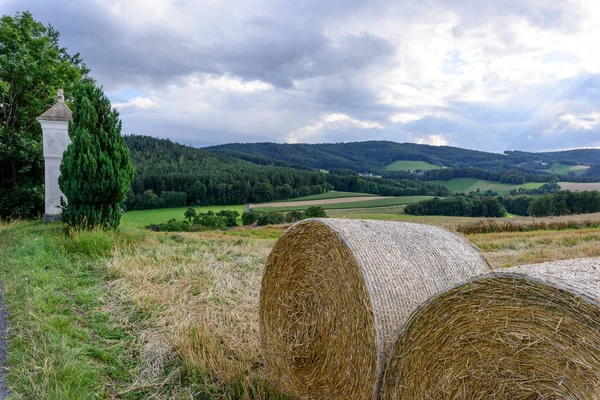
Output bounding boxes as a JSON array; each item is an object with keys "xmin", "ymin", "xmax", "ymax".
[
  {"xmin": 430, "ymin": 178, "xmax": 544, "ymax": 194},
  {"xmin": 122, "ymin": 204, "xmax": 246, "ymax": 227},
  {"xmin": 3, "ymin": 213, "xmax": 600, "ymax": 398},
  {"xmin": 252, "ymin": 196, "xmax": 435, "ymax": 212},
  {"xmin": 0, "ymin": 222, "xmax": 152, "ymax": 399},
  {"xmin": 385, "ymin": 160, "xmax": 443, "ymax": 171},
  {"xmin": 550, "ymin": 163, "xmax": 590, "ymax": 176},
  {"xmin": 274, "ymin": 191, "xmax": 375, "ymax": 202}
]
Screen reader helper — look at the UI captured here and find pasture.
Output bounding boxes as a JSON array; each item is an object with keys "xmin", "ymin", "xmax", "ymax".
[
  {"xmin": 385, "ymin": 160, "xmax": 443, "ymax": 171},
  {"xmin": 122, "ymin": 204, "xmax": 246, "ymax": 226},
  {"xmin": 550, "ymin": 163, "xmax": 590, "ymax": 176},
  {"xmin": 2, "ymin": 213, "xmax": 600, "ymax": 397},
  {"xmin": 251, "ymin": 195, "xmax": 435, "ymax": 212},
  {"xmin": 430, "ymin": 178, "xmax": 544, "ymax": 194}
]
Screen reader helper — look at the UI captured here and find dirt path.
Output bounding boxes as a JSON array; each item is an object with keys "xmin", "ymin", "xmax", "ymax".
[{"xmin": 251, "ymin": 196, "xmax": 388, "ymax": 208}]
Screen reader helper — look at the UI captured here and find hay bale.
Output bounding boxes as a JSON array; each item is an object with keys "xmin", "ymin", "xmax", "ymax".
[
  {"xmin": 259, "ymin": 218, "xmax": 490, "ymax": 399},
  {"xmin": 382, "ymin": 257, "xmax": 600, "ymax": 400}
]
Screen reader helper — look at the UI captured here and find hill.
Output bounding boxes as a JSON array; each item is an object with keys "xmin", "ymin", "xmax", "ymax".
[
  {"xmin": 206, "ymin": 141, "xmax": 600, "ymax": 176},
  {"xmin": 123, "ymin": 135, "xmax": 450, "ymax": 210}
]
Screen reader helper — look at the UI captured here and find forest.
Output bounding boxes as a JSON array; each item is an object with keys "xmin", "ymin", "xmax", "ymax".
[
  {"xmin": 206, "ymin": 141, "xmax": 600, "ymax": 177},
  {"xmin": 123, "ymin": 135, "xmax": 449, "ymax": 210}
]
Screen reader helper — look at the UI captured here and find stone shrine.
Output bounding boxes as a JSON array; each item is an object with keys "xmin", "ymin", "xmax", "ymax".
[{"xmin": 37, "ymin": 89, "xmax": 72, "ymax": 222}]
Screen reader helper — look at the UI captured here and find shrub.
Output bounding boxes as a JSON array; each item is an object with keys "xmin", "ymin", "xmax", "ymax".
[
  {"xmin": 304, "ymin": 206, "xmax": 327, "ymax": 218},
  {"xmin": 242, "ymin": 211, "xmax": 261, "ymax": 226},
  {"xmin": 285, "ymin": 210, "xmax": 305, "ymax": 223}
]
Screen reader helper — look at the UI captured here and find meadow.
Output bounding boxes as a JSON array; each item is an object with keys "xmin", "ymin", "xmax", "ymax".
[
  {"xmin": 2, "ymin": 213, "xmax": 600, "ymax": 398},
  {"xmin": 385, "ymin": 160, "xmax": 443, "ymax": 171},
  {"xmin": 251, "ymin": 196, "xmax": 435, "ymax": 212},
  {"xmin": 550, "ymin": 163, "xmax": 590, "ymax": 176},
  {"xmin": 430, "ymin": 178, "xmax": 544, "ymax": 194},
  {"xmin": 123, "ymin": 204, "xmax": 246, "ymax": 227}
]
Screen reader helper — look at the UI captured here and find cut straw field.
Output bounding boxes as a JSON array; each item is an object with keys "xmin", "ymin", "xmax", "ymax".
[{"xmin": 2, "ymin": 214, "xmax": 600, "ymax": 398}]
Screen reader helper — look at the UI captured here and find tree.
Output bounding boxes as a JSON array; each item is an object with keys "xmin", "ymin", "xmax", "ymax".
[
  {"xmin": 184, "ymin": 207, "xmax": 197, "ymax": 222},
  {"xmin": 304, "ymin": 206, "xmax": 327, "ymax": 218},
  {"xmin": 59, "ymin": 82, "xmax": 134, "ymax": 229},
  {"xmin": 528, "ymin": 195, "xmax": 555, "ymax": 217},
  {"xmin": 0, "ymin": 11, "xmax": 89, "ymax": 219}
]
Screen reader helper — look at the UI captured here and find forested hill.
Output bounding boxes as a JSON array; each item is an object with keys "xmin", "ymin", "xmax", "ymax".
[
  {"xmin": 123, "ymin": 135, "xmax": 449, "ymax": 210},
  {"xmin": 206, "ymin": 141, "xmax": 600, "ymax": 173}
]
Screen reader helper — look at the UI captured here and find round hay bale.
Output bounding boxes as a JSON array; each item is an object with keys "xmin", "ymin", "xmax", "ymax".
[
  {"xmin": 259, "ymin": 218, "xmax": 490, "ymax": 399},
  {"xmin": 382, "ymin": 257, "xmax": 600, "ymax": 400}
]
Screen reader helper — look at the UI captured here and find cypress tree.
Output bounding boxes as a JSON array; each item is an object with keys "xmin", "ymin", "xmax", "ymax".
[{"xmin": 59, "ymin": 81, "xmax": 134, "ymax": 229}]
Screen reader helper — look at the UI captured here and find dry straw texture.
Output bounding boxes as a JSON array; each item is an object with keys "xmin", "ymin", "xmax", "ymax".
[
  {"xmin": 259, "ymin": 218, "xmax": 490, "ymax": 399},
  {"xmin": 382, "ymin": 257, "xmax": 600, "ymax": 400}
]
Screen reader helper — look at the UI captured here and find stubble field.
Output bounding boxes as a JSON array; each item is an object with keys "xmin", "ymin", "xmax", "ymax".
[{"xmin": 2, "ymin": 214, "xmax": 600, "ymax": 398}]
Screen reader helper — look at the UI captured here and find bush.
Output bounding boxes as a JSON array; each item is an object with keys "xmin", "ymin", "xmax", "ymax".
[
  {"xmin": 304, "ymin": 206, "xmax": 327, "ymax": 218},
  {"xmin": 216, "ymin": 210, "xmax": 239, "ymax": 227},
  {"xmin": 242, "ymin": 211, "xmax": 261, "ymax": 226},
  {"xmin": 285, "ymin": 210, "xmax": 305, "ymax": 223},
  {"xmin": 257, "ymin": 212, "xmax": 285, "ymax": 226}
]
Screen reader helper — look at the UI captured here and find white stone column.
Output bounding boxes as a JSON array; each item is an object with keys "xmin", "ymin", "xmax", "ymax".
[{"xmin": 37, "ymin": 89, "xmax": 72, "ymax": 222}]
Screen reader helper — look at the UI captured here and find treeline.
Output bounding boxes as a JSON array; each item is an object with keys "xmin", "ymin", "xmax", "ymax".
[
  {"xmin": 405, "ymin": 197, "xmax": 506, "ymax": 218},
  {"xmin": 420, "ymin": 167, "xmax": 555, "ymax": 184},
  {"xmin": 405, "ymin": 190, "xmax": 600, "ymax": 219},
  {"xmin": 124, "ymin": 135, "xmax": 450, "ymax": 210},
  {"xmin": 527, "ymin": 191, "xmax": 600, "ymax": 217}
]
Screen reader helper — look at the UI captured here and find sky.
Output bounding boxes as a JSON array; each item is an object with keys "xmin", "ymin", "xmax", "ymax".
[{"xmin": 3, "ymin": 0, "xmax": 600, "ymax": 152}]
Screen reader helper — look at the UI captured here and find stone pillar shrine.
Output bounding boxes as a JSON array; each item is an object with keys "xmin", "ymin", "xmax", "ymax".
[{"xmin": 37, "ymin": 89, "xmax": 72, "ymax": 222}]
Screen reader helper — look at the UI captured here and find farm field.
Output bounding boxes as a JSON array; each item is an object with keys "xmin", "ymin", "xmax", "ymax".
[
  {"xmin": 558, "ymin": 182, "xmax": 600, "ymax": 191},
  {"xmin": 550, "ymin": 163, "xmax": 590, "ymax": 176},
  {"xmin": 430, "ymin": 178, "xmax": 544, "ymax": 194},
  {"xmin": 3, "ymin": 213, "xmax": 600, "ymax": 397},
  {"xmin": 276, "ymin": 190, "xmax": 375, "ymax": 202},
  {"xmin": 122, "ymin": 204, "xmax": 245, "ymax": 227},
  {"xmin": 385, "ymin": 160, "xmax": 443, "ymax": 171},
  {"xmin": 252, "ymin": 195, "xmax": 435, "ymax": 212}
]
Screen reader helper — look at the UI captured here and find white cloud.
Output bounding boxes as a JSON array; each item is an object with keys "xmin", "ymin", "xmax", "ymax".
[
  {"xmin": 113, "ymin": 96, "xmax": 159, "ymax": 109},
  {"xmin": 287, "ymin": 113, "xmax": 383, "ymax": 143},
  {"xmin": 557, "ymin": 112, "xmax": 599, "ymax": 131},
  {"xmin": 415, "ymin": 134, "xmax": 449, "ymax": 146}
]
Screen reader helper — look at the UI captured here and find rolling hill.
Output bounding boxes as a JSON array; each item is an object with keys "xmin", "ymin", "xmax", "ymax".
[{"xmin": 205, "ymin": 141, "xmax": 600, "ymax": 176}]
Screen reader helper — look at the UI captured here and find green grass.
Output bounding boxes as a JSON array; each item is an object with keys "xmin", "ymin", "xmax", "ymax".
[
  {"xmin": 550, "ymin": 163, "xmax": 590, "ymax": 176},
  {"xmin": 430, "ymin": 178, "xmax": 544, "ymax": 195},
  {"xmin": 274, "ymin": 191, "xmax": 375, "ymax": 202},
  {"xmin": 253, "ymin": 196, "xmax": 435, "ymax": 212},
  {"xmin": 0, "ymin": 222, "xmax": 150, "ymax": 399},
  {"xmin": 122, "ymin": 204, "xmax": 246, "ymax": 227},
  {"xmin": 385, "ymin": 160, "xmax": 443, "ymax": 171}
]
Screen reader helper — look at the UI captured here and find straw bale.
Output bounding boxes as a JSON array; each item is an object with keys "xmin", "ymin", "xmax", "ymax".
[
  {"xmin": 382, "ymin": 257, "xmax": 600, "ymax": 400},
  {"xmin": 259, "ymin": 218, "xmax": 490, "ymax": 399}
]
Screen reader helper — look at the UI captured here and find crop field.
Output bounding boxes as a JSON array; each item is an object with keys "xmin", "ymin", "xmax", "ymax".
[
  {"xmin": 2, "ymin": 213, "xmax": 600, "ymax": 398},
  {"xmin": 385, "ymin": 160, "xmax": 443, "ymax": 171},
  {"xmin": 122, "ymin": 204, "xmax": 246, "ymax": 227},
  {"xmin": 276, "ymin": 190, "xmax": 375, "ymax": 201},
  {"xmin": 550, "ymin": 163, "xmax": 590, "ymax": 176},
  {"xmin": 430, "ymin": 178, "xmax": 544, "ymax": 194},
  {"xmin": 252, "ymin": 196, "xmax": 435, "ymax": 212},
  {"xmin": 558, "ymin": 182, "xmax": 600, "ymax": 191}
]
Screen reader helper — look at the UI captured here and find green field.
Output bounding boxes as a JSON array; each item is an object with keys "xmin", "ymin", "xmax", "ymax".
[
  {"xmin": 430, "ymin": 178, "xmax": 544, "ymax": 195},
  {"xmin": 550, "ymin": 163, "xmax": 590, "ymax": 176},
  {"xmin": 123, "ymin": 204, "xmax": 246, "ymax": 226},
  {"xmin": 276, "ymin": 191, "xmax": 375, "ymax": 202},
  {"xmin": 253, "ymin": 196, "xmax": 435, "ymax": 212},
  {"xmin": 385, "ymin": 160, "xmax": 443, "ymax": 171}
]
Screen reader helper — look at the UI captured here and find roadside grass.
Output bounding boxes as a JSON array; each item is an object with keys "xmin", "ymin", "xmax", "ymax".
[
  {"xmin": 274, "ymin": 191, "xmax": 375, "ymax": 202},
  {"xmin": 384, "ymin": 160, "xmax": 443, "ymax": 171},
  {"xmin": 429, "ymin": 178, "xmax": 544, "ymax": 194},
  {"xmin": 0, "ymin": 221, "xmax": 153, "ymax": 399},
  {"xmin": 122, "ymin": 204, "xmax": 246, "ymax": 227},
  {"xmin": 253, "ymin": 196, "xmax": 435, "ymax": 212}
]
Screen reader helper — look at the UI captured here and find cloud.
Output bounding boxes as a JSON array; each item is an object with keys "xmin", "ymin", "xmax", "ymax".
[
  {"xmin": 3, "ymin": 0, "xmax": 600, "ymax": 151},
  {"xmin": 113, "ymin": 96, "xmax": 158, "ymax": 110},
  {"xmin": 287, "ymin": 113, "xmax": 383, "ymax": 143},
  {"xmin": 415, "ymin": 135, "xmax": 449, "ymax": 146}
]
